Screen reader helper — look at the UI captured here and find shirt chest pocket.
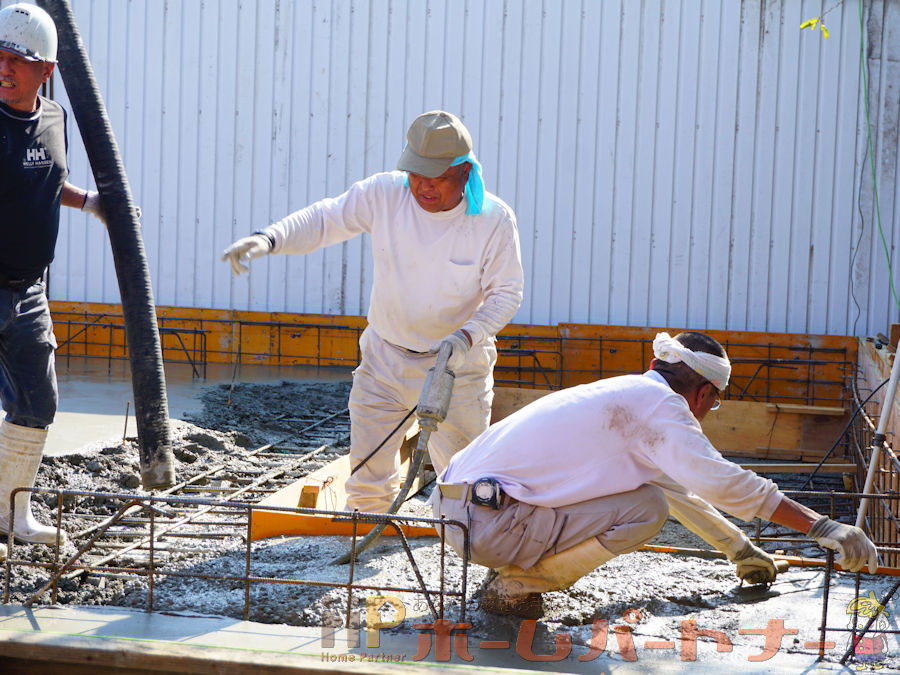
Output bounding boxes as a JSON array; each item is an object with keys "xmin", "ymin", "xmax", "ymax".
[{"xmin": 444, "ymin": 260, "xmax": 480, "ymax": 300}]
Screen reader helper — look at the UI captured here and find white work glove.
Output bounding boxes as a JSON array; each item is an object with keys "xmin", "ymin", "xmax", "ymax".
[
  {"xmin": 222, "ymin": 233, "xmax": 273, "ymax": 276},
  {"xmin": 731, "ymin": 541, "xmax": 777, "ymax": 585},
  {"xmin": 807, "ymin": 516, "xmax": 879, "ymax": 573},
  {"xmin": 81, "ymin": 190, "xmax": 105, "ymax": 224},
  {"xmin": 430, "ymin": 329, "xmax": 471, "ymax": 372},
  {"xmin": 81, "ymin": 190, "xmax": 142, "ymax": 224}
]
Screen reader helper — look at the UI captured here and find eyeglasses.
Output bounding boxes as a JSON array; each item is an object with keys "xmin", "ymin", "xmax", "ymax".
[{"xmin": 705, "ymin": 381, "xmax": 721, "ymax": 411}]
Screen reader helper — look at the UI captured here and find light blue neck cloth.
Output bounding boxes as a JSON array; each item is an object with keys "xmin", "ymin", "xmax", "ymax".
[
  {"xmin": 451, "ymin": 152, "xmax": 484, "ymax": 215},
  {"xmin": 400, "ymin": 152, "xmax": 484, "ymax": 215}
]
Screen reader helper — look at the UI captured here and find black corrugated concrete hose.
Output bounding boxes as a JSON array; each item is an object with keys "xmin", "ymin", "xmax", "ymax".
[{"xmin": 39, "ymin": 0, "xmax": 175, "ymax": 488}]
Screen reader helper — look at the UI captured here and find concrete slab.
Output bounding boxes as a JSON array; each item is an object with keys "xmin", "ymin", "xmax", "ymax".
[
  {"xmin": 0, "ymin": 566, "xmax": 894, "ymax": 675},
  {"xmin": 0, "ymin": 603, "xmax": 551, "ymax": 674},
  {"xmin": 46, "ymin": 358, "xmax": 352, "ymax": 456}
]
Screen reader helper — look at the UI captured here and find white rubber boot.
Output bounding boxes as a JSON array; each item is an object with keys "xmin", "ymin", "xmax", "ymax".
[
  {"xmin": 480, "ymin": 537, "xmax": 616, "ymax": 618},
  {"xmin": 0, "ymin": 420, "xmax": 66, "ymax": 545}
]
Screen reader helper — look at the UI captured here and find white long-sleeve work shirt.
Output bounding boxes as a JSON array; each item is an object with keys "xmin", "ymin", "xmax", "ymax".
[
  {"xmin": 441, "ymin": 370, "xmax": 783, "ymax": 523},
  {"xmin": 265, "ymin": 171, "xmax": 524, "ymax": 352}
]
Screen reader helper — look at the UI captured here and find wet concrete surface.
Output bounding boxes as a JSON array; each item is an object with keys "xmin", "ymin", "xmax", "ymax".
[
  {"xmin": 47, "ymin": 357, "xmax": 352, "ymax": 456},
  {"xmin": 1, "ymin": 564, "xmax": 897, "ymax": 673},
  {"xmin": 4, "ymin": 359, "xmax": 899, "ymax": 672}
]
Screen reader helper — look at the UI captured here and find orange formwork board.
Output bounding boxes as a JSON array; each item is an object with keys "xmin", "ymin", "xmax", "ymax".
[
  {"xmin": 555, "ymin": 323, "xmax": 857, "ymax": 351},
  {"xmin": 858, "ymin": 341, "xmax": 900, "ymax": 567},
  {"xmin": 184, "ymin": 310, "xmax": 365, "ymax": 366},
  {"xmin": 264, "ymin": 324, "xmax": 360, "ymax": 367},
  {"xmin": 48, "ymin": 303, "xmax": 856, "ymax": 405},
  {"xmin": 250, "ymin": 511, "xmax": 438, "ymax": 540},
  {"xmin": 50, "ymin": 302, "xmax": 368, "ymax": 366},
  {"xmin": 496, "ymin": 324, "xmax": 562, "ymax": 389},
  {"xmin": 250, "ymin": 425, "xmax": 437, "ymax": 540},
  {"xmin": 51, "ymin": 303, "xmax": 128, "ymax": 359},
  {"xmin": 557, "ymin": 324, "xmax": 855, "ymax": 404}
]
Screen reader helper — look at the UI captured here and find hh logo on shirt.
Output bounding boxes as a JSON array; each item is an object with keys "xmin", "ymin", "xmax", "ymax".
[{"xmin": 23, "ymin": 146, "xmax": 52, "ymax": 168}]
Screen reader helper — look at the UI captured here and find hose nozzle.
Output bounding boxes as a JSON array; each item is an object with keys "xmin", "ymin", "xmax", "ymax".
[{"xmin": 416, "ymin": 342, "xmax": 454, "ymax": 433}]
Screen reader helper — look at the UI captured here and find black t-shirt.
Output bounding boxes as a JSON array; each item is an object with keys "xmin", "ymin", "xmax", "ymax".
[{"xmin": 0, "ymin": 97, "xmax": 68, "ymax": 280}]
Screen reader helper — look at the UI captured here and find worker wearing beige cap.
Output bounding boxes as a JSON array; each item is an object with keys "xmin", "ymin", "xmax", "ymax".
[
  {"xmin": 223, "ymin": 110, "xmax": 524, "ymax": 513},
  {"xmin": 434, "ymin": 331, "xmax": 879, "ymax": 618}
]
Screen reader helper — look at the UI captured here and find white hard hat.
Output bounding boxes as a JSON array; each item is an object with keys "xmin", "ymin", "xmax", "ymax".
[{"xmin": 0, "ymin": 3, "xmax": 57, "ymax": 63}]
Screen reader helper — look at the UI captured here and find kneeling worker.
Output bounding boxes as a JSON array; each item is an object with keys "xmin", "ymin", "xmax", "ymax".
[{"xmin": 432, "ymin": 331, "xmax": 878, "ymax": 618}]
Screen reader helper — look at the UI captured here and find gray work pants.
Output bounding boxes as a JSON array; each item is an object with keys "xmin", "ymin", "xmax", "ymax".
[{"xmin": 432, "ymin": 483, "xmax": 668, "ymax": 569}]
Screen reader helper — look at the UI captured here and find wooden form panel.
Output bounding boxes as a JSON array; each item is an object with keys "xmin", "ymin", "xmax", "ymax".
[
  {"xmin": 855, "ymin": 339, "xmax": 900, "ymax": 566},
  {"xmin": 856, "ymin": 340, "xmax": 900, "ymax": 439},
  {"xmin": 49, "ymin": 303, "xmax": 855, "ymax": 406},
  {"xmin": 558, "ymin": 324, "xmax": 854, "ymax": 406},
  {"xmin": 492, "ymin": 387, "xmax": 849, "ymax": 460},
  {"xmin": 490, "ymin": 387, "xmax": 550, "ymax": 424},
  {"xmin": 52, "ymin": 301, "xmax": 128, "ymax": 359},
  {"xmin": 495, "ymin": 323, "xmax": 561, "ymax": 389},
  {"xmin": 702, "ymin": 400, "xmax": 848, "ymax": 460},
  {"xmin": 51, "ymin": 302, "xmax": 367, "ymax": 369},
  {"xmin": 250, "ymin": 424, "xmax": 435, "ymax": 540}
]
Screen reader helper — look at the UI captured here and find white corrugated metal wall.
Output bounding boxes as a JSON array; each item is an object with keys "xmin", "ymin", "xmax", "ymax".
[{"xmin": 22, "ymin": 0, "xmax": 900, "ymax": 336}]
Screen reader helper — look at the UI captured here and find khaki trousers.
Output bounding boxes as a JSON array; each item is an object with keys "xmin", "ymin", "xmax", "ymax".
[{"xmin": 432, "ymin": 482, "xmax": 668, "ymax": 570}]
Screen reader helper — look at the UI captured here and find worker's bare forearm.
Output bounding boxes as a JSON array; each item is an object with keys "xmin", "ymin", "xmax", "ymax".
[
  {"xmin": 60, "ymin": 182, "xmax": 88, "ymax": 209},
  {"xmin": 768, "ymin": 496, "xmax": 821, "ymax": 534}
]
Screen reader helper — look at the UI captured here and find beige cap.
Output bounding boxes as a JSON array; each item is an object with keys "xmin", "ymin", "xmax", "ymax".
[{"xmin": 397, "ymin": 110, "xmax": 472, "ymax": 178}]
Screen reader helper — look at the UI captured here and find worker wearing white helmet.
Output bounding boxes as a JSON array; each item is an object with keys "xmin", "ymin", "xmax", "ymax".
[
  {"xmin": 223, "ymin": 110, "xmax": 524, "ymax": 513},
  {"xmin": 0, "ymin": 2, "xmax": 106, "ymax": 550},
  {"xmin": 433, "ymin": 331, "xmax": 879, "ymax": 618}
]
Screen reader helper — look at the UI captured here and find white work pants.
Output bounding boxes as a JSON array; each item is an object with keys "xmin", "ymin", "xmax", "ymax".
[{"xmin": 345, "ymin": 327, "xmax": 495, "ymax": 513}]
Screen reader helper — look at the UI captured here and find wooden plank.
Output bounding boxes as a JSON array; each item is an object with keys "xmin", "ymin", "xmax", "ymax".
[
  {"xmin": 250, "ymin": 423, "xmax": 435, "ymax": 540},
  {"xmin": 249, "ymin": 510, "xmax": 437, "ymax": 541},
  {"xmin": 49, "ymin": 302, "xmax": 856, "ymax": 406},
  {"xmin": 490, "ymin": 387, "xmax": 550, "ymax": 424},
  {"xmin": 721, "ymin": 446, "xmax": 831, "ymax": 461},
  {"xmin": 298, "ymin": 455, "xmax": 352, "ymax": 509},
  {"xmin": 737, "ymin": 463, "xmax": 854, "ymax": 473},
  {"xmin": 800, "ymin": 413, "xmax": 852, "ymax": 454},
  {"xmin": 295, "ymin": 424, "xmax": 424, "ymax": 509},
  {"xmin": 705, "ymin": 400, "xmax": 850, "ymax": 459},
  {"xmin": 765, "ymin": 403, "xmax": 846, "ymax": 416},
  {"xmin": 558, "ymin": 324, "xmax": 855, "ymax": 405},
  {"xmin": 703, "ymin": 400, "xmax": 803, "ymax": 454},
  {"xmin": 0, "ymin": 627, "xmax": 382, "ymax": 674}
]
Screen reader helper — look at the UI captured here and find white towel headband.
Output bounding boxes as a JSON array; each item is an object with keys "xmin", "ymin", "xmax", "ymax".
[{"xmin": 652, "ymin": 332, "xmax": 731, "ymax": 391}]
